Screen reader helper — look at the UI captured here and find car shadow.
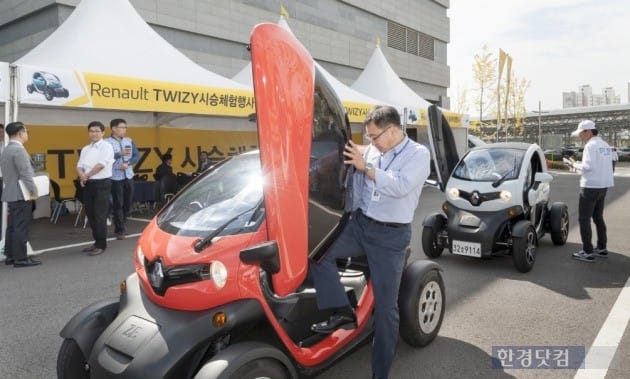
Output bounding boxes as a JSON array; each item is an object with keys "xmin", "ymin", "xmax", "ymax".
[{"xmin": 315, "ymin": 336, "xmax": 515, "ymax": 379}]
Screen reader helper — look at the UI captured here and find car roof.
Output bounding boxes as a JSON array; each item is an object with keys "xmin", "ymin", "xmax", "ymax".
[{"xmin": 470, "ymin": 142, "xmax": 531, "ymax": 151}]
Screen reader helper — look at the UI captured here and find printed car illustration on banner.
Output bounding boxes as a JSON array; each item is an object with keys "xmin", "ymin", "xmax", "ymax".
[
  {"xmin": 26, "ymin": 71, "xmax": 70, "ymax": 101},
  {"xmin": 56, "ymin": 23, "xmax": 446, "ymax": 378}
]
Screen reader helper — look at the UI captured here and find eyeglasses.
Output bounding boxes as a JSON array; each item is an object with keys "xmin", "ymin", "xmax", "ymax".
[{"xmin": 365, "ymin": 125, "xmax": 392, "ymax": 142}]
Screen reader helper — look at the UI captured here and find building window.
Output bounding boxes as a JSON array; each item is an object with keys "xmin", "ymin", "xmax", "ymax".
[{"xmin": 387, "ymin": 21, "xmax": 434, "ymax": 61}]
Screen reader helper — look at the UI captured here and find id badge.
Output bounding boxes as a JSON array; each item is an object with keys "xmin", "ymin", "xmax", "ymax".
[{"xmin": 371, "ymin": 189, "xmax": 381, "ymax": 202}]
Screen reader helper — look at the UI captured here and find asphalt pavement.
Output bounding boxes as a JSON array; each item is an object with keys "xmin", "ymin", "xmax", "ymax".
[{"xmin": 0, "ymin": 167, "xmax": 628, "ymax": 379}]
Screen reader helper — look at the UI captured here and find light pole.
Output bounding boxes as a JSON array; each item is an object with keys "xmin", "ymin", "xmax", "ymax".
[
  {"xmin": 531, "ymin": 101, "xmax": 549, "ymax": 147},
  {"xmin": 537, "ymin": 101, "xmax": 542, "ymax": 146}
]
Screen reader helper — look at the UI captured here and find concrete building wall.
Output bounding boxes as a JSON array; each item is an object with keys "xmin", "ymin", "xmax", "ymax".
[{"xmin": 0, "ymin": 0, "xmax": 451, "ymax": 105}]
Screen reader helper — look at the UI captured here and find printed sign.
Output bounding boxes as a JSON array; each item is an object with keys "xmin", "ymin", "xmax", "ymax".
[{"xmin": 17, "ymin": 65, "xmax": 256, "ymax": 117}]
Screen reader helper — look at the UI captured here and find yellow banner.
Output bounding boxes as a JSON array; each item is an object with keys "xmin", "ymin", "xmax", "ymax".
[{"xmin": 82, "ymin": 73, "xmax": 256, "ymax": 117}]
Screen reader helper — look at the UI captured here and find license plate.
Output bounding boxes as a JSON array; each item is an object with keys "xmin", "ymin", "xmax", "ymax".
[{"xmin": 451, "ymin": 240, "xmax": 482, "ymax": 258}]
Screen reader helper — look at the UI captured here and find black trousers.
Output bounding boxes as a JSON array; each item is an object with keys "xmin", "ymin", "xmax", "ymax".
[
  {"xmin": 578, "ymin": 187, "xmax": 607, "ymax": 253},
  {"xmin": 111, "ymin": 178, "xmax": 134, "ymax": 235},
  {"xmin": 84, "ymin": 179, "xmax": 112, "ymax": 249},
  {"xmin": 6, "ymin": 200, "xmax": 33, "ymax": 261}
]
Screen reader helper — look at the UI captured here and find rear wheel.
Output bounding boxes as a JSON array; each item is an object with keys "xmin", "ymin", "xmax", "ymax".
[
  {"xmin": 549, "ymin": 203, "xmax": 569, "ymax": 245},
  {"xmin": 512, "ymin": 221, "xmax": 536, "ymax": 273},
  {"xmin": 57, "ymin": 339, "xmax": 89, "ymax": 379},
  {"xmin": 399, "ymin": 269, "xmax": 445, "ymax": 347}
]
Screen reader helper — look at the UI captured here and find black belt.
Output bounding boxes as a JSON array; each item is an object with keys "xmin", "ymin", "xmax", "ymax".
[{"xmin": 357, "ymin": 209, "xmax": 408, "ymax": 228}]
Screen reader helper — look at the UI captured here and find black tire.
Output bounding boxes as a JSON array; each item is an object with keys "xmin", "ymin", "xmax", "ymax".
[
  {"xmin": 229, "ymin": 358, "xmax": 289, "ymax": 379},
  {"xmin": 45, "ymin": 89, "xmax": 54, "ymax": 101},
  {"xmin": 62, "ymin": 88, "xmax": 70, "ymax": 97},
  {"xmin": 512, "ymin": 222, "xmax": 536, "ymax": 273},
  {"xmin": 57, "ymin": 339, "xmax": 89, "ymax": 379},
  {"xmin": 422, "ymin": 214, "xmax": 446, "ymax": 258},
  {"xmin": 399, "ymin": 269, "xmax": 445, "ymax": 347},
  {"xmin": 422, "ymin": 226, "xmax": 443, "ymax": 258},
  {"xmin": 549, "ymin": 202, "xmax": 569, "ymax": 245},
  {"xmin": 27, "ymin": 84, "xmax": 34, "ymax": 93},
  {"xmin": 193, "ymin": 342, "xmax": 295, "ymax": 379}
]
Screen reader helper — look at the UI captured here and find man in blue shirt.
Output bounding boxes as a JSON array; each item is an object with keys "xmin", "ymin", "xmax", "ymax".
[
  {"xmin": 309, "ymin": 105, "xmax": 431, "ymax": 379},
  {"xmin": 106, "ymin": 118, "xmax": 140, "ymax": 240}
]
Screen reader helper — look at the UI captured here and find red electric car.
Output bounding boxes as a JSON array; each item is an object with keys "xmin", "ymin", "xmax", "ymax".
[{"xmin": 57, "ymin": 23, "xmax": 446, "ymax": 378}]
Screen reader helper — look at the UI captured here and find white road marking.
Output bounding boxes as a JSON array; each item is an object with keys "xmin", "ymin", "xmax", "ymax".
[
  {"xmin": 30, "ymin": 233, "xmax": 144, "ymax": 254},
  {"xmin": 574, "ymin": 274, "xmax": 630, "ymax": 378}
]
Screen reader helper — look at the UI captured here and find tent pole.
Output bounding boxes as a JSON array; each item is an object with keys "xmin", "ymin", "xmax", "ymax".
[
  {"xmin": 1, "ymin": 65, "xmax": 17, "ymax": 250},
  {"xmin": 9, "ymin": 64, "xmax": 18, "ymax": 122}
]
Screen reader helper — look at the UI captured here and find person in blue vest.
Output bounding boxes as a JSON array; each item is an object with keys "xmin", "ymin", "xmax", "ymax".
[{"xmin": 106, "ymin": 118, "xmax": 140, "ymax": 240}]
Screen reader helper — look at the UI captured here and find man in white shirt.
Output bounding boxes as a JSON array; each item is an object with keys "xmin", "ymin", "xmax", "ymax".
[
  {"xmin": 77, "ymin": 121, "xmax": 114, "ymax": 256},
  {"xmin": 567, "ymin": 120, "xmax": 614, "ymax": 262}
]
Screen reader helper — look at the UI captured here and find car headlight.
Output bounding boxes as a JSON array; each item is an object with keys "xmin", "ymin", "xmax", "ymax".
[
  {"xmin": 447, "ymin": 187, "xmax": 460, "ymax": 201},
  {"xmin": 500, "ymin": 190, "xmax": 512, "ymax": 201},
  {"xmin": 210, "ymin": 261, "xmax": 228, "ymax": 289}
]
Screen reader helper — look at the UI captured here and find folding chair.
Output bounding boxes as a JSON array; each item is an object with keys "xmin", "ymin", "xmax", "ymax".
[
  {"xmin": 50, "ymin": 179, "xmax": 80, "ymax": 224},
  {"xmin": 71, "ymin": 179, "xmax": 88, "ymax": 228}
]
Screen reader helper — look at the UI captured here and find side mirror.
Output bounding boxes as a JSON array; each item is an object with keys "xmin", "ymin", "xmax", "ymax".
[
  {"xmin": 534, "ymin": 172, "xmax": 553, "ymax": 183},
  {"xmin": 240, "ymin": 241, "xmax": 280, "ymax": 274}
]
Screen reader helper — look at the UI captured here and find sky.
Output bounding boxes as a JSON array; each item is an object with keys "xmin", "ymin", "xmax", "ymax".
[{"xmin": 447, "ymin": 0, "xmax": 630, "ymax": 114}]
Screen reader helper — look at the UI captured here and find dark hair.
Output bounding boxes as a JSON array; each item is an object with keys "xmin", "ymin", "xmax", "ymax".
[
  {"xmin": 6, "ymin": 121, "xmax": 26, "ymax": 136},
  {"xmin": 162, "ymin": 153, "xmax": 173, "ymax": 163},
  {"xmin": 364, "ymin": 105, "xmax": 401, "ymax": 129},
  {"xmin": 0, "ymin": 123, "xmax": 4, "ymax": 130},
  {"xmin": 592, "ymin": 129, "xmax": 599, "ymax": 136},
  {"xmin": 88, "ymin": 121, "xmax": 105, "ymax": 131},
  {"xmin": 110, "ymin": 118, "xmax": 127, "ymax": 128}
]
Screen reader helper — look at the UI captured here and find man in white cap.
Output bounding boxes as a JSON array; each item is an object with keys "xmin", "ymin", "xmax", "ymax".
[{"xmin": 567, "ymin": 120, "xmax": 614, "ymax": 262}]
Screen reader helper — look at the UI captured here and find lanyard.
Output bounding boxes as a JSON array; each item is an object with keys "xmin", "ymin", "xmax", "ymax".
[{"xmin": 378, "ymin": 139, "xmax": 410, "ymax": 171}]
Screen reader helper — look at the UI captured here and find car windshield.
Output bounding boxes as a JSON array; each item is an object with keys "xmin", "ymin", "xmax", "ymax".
[
  {"xmin": 156, "ymin": 151, "xmax": 264, "ymax": 237},
  {"xmin": 452, "ymin": 148, "xmax": 525, "ymax": 182}
]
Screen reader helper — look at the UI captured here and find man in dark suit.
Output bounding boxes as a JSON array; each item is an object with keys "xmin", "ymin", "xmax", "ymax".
[{"xmin": 0, "ymin": 122, "xmax": 41, "ymax": 267}]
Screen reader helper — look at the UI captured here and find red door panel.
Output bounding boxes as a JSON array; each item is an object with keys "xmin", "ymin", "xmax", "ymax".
[{"xmin": 250, "ymin": 23, "xmax": 314, "ymax": 296}]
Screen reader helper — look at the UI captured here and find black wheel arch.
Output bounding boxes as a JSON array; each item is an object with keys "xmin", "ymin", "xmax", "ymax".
[
  {"xmin": 194, "ymin": 341, "xmax": 297, "ymax": 379},
  {"xmin": 511, "ymin": 219, "xmax": 535, "ymax": 239},
  {"xmin": 422, "ymin": 212, "xmax": 446, "ymax": 231},
  {"xmin": 398, "ymin": 260, "xmax": 443, "ymax": 309},
  {"xmin": 59, "ymin": 297, "xmax": 119, "ymax": 360}
]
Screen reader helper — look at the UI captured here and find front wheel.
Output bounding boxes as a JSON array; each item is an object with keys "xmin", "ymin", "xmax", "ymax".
[
  {"xmin": 549, "ymin": 202, "xmax": 569, "ymax": 245},
  {"xmin": 512, "ymin": 221, "xmax": 537, "ymax": 273},
  {"xmin": 422, "ymin": 214, "xmax": 446, "ymax": 258},
  {"xmin": 399, "ymin": 269, "xmax": 445, "ymax": 347},
  {"xmin": 194, "ymin": 342, "xmax": 295, "ymax": 379},
  {"xmin": 57, "ymin": 339, "xmax": 89, "ymax": 379}
]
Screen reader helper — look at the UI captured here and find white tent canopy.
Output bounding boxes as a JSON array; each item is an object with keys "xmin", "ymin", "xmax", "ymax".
[
  {"xmin": 15, "ymin": 0, "xmax": 244, "ymax": 89},
  {"xmin": 232, "ymin": 15, "xmax": 380, "ymax": 123},
  {"xmin": 13, "ymin": 0, "xmax": 252, "ymax": 117},
  {"xmin": 351, "ymin": 45, "xmax": 432, "ymax": 124}
]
